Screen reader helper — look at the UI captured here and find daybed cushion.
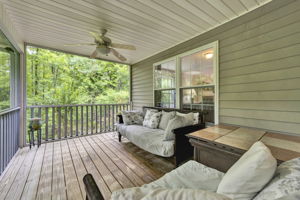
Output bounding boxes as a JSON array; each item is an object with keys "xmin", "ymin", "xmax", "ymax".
[
  {"xmin": 117, "ymin": 124, "xmax": 174, "ymax": 157},
  {"xmin": 253, "ymin": 157, "xmax": 300, "ymax": 200},
  {"xmin": 217, "ymin": 141, "xmax": 277, "ymax": 200},
  {"xmin": 143, "ymin": 109, "xmax": 161, "ymax": 129},
  {"xmin": 164, "ymin": 115, "xmax": 194, "ymax": 141},
  {"xmin": 159, "ymin": 111, "xmax": 175, "ymax": 130},
  {"xmin": 112, "ymin": 188, "xmax": 231, "ymax": 200},
  {"xmin": 121, "ymin": 111, "xmax": 144, "ymax": 125},
  {"xmin": 111, "ymin": 160, "xmax": 225, "ymax": 200}
]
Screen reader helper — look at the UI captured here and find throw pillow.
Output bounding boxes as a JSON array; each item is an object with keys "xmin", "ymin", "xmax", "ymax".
[
  {"xmin": 159, "ymin": 111, "xmax": 176, "ymax": 130},
  {"xmin": 217, "ymin": 141, "xmax": 277, "ymax": 200},
  {"xmin": 122, "ymin": 111, "xmax": 144, "ymax": 125},
  {"xmin": 143, "ymin": 109, "xmax": 161, "ymax": 129},
  {"xmin": 164, "ymin": 116, "xmax": 190, "ymax": 141},
  {"xmin": 253, "ymin": 157, "xmax": 300, "ymax": 200},
  {"xmin": 176, "ymin": 112, "xmax": 198, "ymax": 125}
]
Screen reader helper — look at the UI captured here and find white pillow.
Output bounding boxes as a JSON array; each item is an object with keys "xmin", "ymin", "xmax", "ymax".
[
  {"xmin": 253, "ymin": 157, "xmax": 300, "ymax": 200},
  {"xmin": 164, "ymin": 116, "xmax": 192, "ymax": 141},
  {"xmin": 217, "ymin": 141, "xmax": 277, "ymax": 200},
  {"xmin": 159, "ymin": 111, "xmax": 176, "ymax": 130},
  {"xmin": 122, "ymin": 111, "xmax": 144, "ymax": 125},
  {"xmin": 143, "ymin": 109, "xmax": 161, "ymax": 129},
  {"xmin": 176, "ymin": 112, "xmax": 195, "ymax": 126}
]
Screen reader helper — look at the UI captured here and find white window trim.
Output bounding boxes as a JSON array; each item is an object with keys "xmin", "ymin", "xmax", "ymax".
[{"xmin": 153, "ymin": 41, "xmax": 219, "ymax": 124}]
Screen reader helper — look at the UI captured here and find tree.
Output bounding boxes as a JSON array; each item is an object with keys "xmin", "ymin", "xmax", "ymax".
[{"xmin": 26, "ymin": 46, "xmax": 129, "ymax": 105}]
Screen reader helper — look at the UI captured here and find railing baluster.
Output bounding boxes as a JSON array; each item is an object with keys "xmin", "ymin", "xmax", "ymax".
[
  {"xmin": 100, "ymin": 105, "xmax": 102, "ymax": 133},
  {"xmin": 95, "ymin": 106, "xmax": 98, "ymax": 133},
  {"xmin": 76, "ymin": 106, "xmax": 78, "ymax": 136},
  {"xmin": 91, "ymin": 105, "xmax": 94, "ymax": 134},
  {"xmin": 86, "ymin": 106, "xmax": 89, "ymax": 135},
  {"xmin": 70, "ymin": 107, "xmax": 73, "ymax": 137},
  {"xmin": 45, "ymin": 107, "xmax": 49, "ymax": 141},
  {"xmin": 104, "ymin": 105, "xmax": 107, "ymax": 132},
  {"xmin": 108, "ymin": 105, "xmax": 111, "ymax": 131},
  {"xmin": 58, "ymin": 107, "xmax": 61, "ymax": 139},
  {"xmin": 81, "ymin": 106, "xmax": 84, "ymax": 136},
  {"xmin": 111, "ymin": 105, "xmax": 115, "ymax": 131},
  {"xmin": 52, "ymin": 107, "xmax": 55, "ymax": 140},
  {"xmin": 64, "ymin": 107, "xmax": 68, "ymax": 138}
]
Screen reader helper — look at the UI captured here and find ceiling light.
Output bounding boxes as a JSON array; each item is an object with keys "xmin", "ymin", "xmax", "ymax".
[{"xmin": 204, "ymin": 53, "xmax": 213, "ymax": 59}]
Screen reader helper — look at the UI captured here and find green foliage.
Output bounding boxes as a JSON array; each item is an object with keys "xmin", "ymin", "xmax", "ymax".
[
  {"xmin": 0, "ymin": 51, "xmax": 10, "ymax": 110},
  {"xmin": 26, "ymin": 46, "xmax": 129, "ymax": 105}
]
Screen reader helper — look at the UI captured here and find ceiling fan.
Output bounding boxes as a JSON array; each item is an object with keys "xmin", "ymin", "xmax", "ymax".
[{"xmin": 65, "ymin": 29, "xmax": 136, "ymax": 62}]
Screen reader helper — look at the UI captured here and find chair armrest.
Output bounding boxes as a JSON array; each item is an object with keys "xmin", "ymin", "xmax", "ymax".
[
  {"xmin": 83, "ymin": 174, "xmax": 105, "ymax": 200},
  {"xmin": 116, "ymin": 114, "xmax": 124, "ymax": 124},
  {"xmin": 173, "ymin": 123, "xmax": 205, "ymax": 135}
]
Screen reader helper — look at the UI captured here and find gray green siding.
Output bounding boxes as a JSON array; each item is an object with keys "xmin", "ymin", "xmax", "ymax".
[{"xmin": 131, "ymin": 0, "xmax": 300, "ymax": 135}]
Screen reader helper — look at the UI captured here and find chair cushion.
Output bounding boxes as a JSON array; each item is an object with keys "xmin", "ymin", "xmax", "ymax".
[
  {"xmin": 217, "ymin": 141, "xmax": 277, "ymax": 200},
  {"xmin": 121, "ymin": 111, "xmax": 144, "ymax": 125},
  {"xmin": 253, "ymin": 157, "xmax": 300, "ymax": 200},
  {"xmin": 159, "ymin": 111, "xmax": 175, "ymax": 130},
  {"xmin": 112, "ymin": 188, "xmax": 231, "ymax": 200},
  {"xmin": 147, "ymin": 160, "xmax": 224, "ymax": 191}
]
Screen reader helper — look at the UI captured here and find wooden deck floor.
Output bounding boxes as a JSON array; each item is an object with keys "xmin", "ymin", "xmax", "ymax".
[{"xmin": 0, "ymin": 132, "xmax": 175, "ymax": 200}]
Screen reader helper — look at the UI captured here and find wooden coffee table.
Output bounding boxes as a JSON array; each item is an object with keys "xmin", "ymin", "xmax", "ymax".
[{"xmin": 187, "ymin": 125, "xmax": 300, "ymax": 172}]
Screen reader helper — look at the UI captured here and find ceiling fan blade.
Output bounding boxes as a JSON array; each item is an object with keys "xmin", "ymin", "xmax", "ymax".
[
  {"xmin": 90, "ymin": 50, "xmax": 98, "ymax": 59},
  {"xmin": 64, "ymin": 43, "xmax": 96, "ymax": 46},
  {"xmin": 89, "ymin": 32, "xmax": 104, "ymax": 43},
  {"xmin": 111, "ymin": 48, "xmax": 127, "ymax": 61},
  {"xmin": 111, "ymin": 43, "xmax": 136, "ymax": 50}
]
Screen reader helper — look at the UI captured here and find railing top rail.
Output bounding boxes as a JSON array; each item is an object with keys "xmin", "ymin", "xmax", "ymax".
[
  {"xmin": 27, "ymin": 103, "xmax": 130, "ymax": 108},
  {"xmin": 0, "ymin": 107, "xmax": 21, "ymax": 116}
]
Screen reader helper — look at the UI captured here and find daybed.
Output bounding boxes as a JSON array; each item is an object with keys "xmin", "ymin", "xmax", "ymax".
[{"xmin": 116, "ymin": 106, "xmax": 206, "ymax": 166}]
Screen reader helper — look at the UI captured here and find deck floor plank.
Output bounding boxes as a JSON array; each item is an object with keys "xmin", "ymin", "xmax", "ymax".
[
  {"xmin": 0, "ymin": 148, "xmax": 29, "ymax": 200},
  {"xmin": 61, "ymin": 140, "xmax": 83, "ymax": 200},
  {"xmin": 36, "ymin": 142, "xmax": 54, "ymax": 200},
  {"xmin": 79, "ymin": 137, "xmax": 123, "ymax": 192},
  {"xmin": 20, "ymin": 145, "xmax": 45, "ymax": 200},
  {"xmin": 5, "ymin": 147, "xmax": 37, "ymax": 200},
  {"xmin": 0, "ymin": 132, "xmax": 174, "ymax": 200},
  {"xmin": 51, "ymin": 142, "xmax": 67, "ymax": 200},
  {"xmin": 72, "ymin": 138, "xmax": 111, "ymax": 200}
]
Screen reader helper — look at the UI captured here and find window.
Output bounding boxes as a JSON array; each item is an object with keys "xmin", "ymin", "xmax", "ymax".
[
  {"xmin": 153, "ymin": 59, "xmax": 176, "ymax": 108},
  {"xmin": 153, "ymin": 41, "xmax": 218, "ymax": 124}
]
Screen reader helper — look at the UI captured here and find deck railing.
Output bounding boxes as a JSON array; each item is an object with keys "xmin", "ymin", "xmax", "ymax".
[
  {"xmin": 0, "ymin": 107, "xmax": 20, "ymax": 175},
  {"xmin": 26, "ymin": 103, "xmax": 130, "ymax": 143}
]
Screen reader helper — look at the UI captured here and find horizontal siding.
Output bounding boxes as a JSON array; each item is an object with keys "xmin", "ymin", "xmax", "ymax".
[{"xmin": 132, "ymin": 0, "xmax": 300, "ymax": 135}]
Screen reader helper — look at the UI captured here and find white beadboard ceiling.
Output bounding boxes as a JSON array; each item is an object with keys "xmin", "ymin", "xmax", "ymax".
[{"xmin": 0, "ymin": 0, "xmax": 272, "ymax": 64}]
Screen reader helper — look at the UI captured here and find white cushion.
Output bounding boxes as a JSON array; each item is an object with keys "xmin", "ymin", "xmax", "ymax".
[
  {"xmin": 147, "ymin": 160, "xmax": 224, "ymax": 191},
  {"xmin": 217, "ymin": 141, "xmax": 277, "ymax": 200},
  {"xmin": 159, "ymin": 111, "xmax": 176, "ymax": 130},
  {"xmin": 112, "ymin": 188, "xmax": 231, "ymax": 200},
  {"xmin": 122, "ymin": 111, "xmax": 144, "ymax": 125},
  {"xmin": 253, "ymin": 157, "xmax": 300, "ymax": 200},
  {"xmin": 143, "ymin": 109, "xmax": 161, "ymax": 129},
  {"xmin": 164, "ymin": 115, "xmax": 192, "ymax": 141},
  {"xmin": 176, "ymin": 111, "xmax": 199, "ymax": 125}
]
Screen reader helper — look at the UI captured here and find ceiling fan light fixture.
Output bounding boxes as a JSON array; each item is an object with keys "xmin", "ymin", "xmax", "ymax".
[{"xmin": 96, "ymin": 45, "xmax": 110, "ymax": 55}]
